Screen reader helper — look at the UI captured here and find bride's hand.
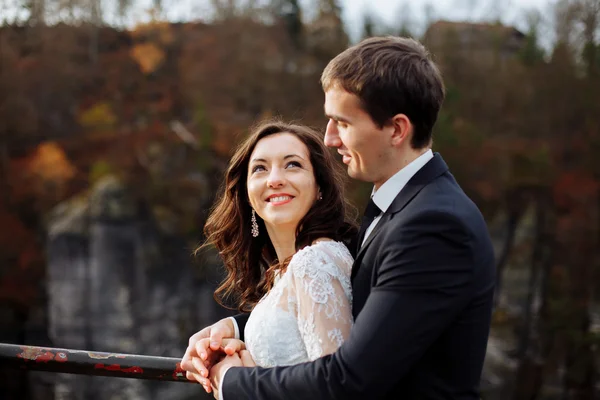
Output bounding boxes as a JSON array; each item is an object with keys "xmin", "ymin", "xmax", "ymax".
[
  {"xmin": 190, "ymin": 338, "xmax": 247, "ymax": 392},
  {"xmin": 218, "ymin": 339, "xmax": 255, "ymax": 366},
  {"xmin": 219, "ymin": 338, "xmax": 246, "ymax": 356},
  {"xmin": 182, "ymin": 317, "xmax": 236, "ymax": 383},
  {"xmin": 191, "ymin": 337, "xmax": 245, "ymax": 369}
]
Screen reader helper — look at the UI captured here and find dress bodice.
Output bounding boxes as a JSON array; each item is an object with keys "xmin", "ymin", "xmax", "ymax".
[{"xmin": 244, "ymin": 241, "xmax": 354, "ymax": 367}]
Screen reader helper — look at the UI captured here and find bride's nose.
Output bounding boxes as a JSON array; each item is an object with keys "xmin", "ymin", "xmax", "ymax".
[{"xmin": 267, "ymin": 168, "xmax": 286, "ymax": 188}]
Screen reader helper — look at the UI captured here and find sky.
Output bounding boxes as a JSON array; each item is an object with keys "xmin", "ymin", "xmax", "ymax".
[
  {"xmin": 1, "ymin": 0, "xmax": 555, "ymax": 42},
  {"xmin": 149, "ymin": 0, "xmax": 555, "ymax": 42},
  {"xmin": 340, "ymin": 0, "xmax": 553, "ymax": 40}
]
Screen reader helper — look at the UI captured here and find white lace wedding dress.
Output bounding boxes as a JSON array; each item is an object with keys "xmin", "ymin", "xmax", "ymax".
[{"xmin": 244, "ymin": 240, "xmax": 354, "ymax": 367}]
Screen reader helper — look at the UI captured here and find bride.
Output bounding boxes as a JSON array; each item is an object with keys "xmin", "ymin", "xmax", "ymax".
[{"xmin": 182, "ymin": 120, "xmax": 357, "ymax": 392}]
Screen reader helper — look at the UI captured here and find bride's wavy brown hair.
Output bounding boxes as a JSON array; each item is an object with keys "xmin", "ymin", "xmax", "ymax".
[{"xmin": 200, "ymin": 120, "xmax": 358, "ymax": 312}]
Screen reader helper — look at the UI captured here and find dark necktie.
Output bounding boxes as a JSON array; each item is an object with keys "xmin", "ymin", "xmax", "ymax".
[{"xmin": 357, "ymin": 198, "xmax": 382, "ymax": 252}]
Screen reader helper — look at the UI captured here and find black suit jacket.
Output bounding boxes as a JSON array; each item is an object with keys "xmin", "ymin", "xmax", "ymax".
[{"xmin": 228, "ymin": 154, "xmax": 495, "ymax": 399}]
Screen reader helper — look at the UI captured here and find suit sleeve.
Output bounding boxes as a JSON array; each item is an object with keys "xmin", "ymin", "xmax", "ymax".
[
  {"xmin": 222, "ymin": 210, "xmax": 475, "ymax": 400},
  {"xmin": 232, "ymin": 313, "xmax": 250, "ymax": 342}
]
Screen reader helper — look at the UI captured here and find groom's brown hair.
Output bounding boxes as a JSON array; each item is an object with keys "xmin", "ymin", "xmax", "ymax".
[{"xmin": 321, "ymin": 36, "xmax": 445, "ymax": 149}]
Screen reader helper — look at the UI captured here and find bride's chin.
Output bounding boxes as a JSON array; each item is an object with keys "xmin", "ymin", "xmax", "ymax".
[{"xmin": 264, "ymin": 218, "xmax": 300, "ymax": 230}]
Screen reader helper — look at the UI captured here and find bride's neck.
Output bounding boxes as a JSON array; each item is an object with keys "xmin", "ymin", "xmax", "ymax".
[{"xmin": 265, "ymin": 224, "xmax": 296, "ymax": 262}]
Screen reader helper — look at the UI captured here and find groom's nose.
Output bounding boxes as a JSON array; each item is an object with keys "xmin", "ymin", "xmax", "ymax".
[{"xmin": 324, "ymin": 120, "xmax": 341, "ymax": 148}]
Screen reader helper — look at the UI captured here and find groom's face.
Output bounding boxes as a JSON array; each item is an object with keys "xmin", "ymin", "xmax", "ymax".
[{"xmin": 324, "ymin": 86, "xmax": 395, "ymax": 188}]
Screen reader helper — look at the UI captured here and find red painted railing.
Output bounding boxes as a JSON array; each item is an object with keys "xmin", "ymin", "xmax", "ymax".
[{"xmin": 0, "ymin": 343, "xmax": 193, "ymax": 383}]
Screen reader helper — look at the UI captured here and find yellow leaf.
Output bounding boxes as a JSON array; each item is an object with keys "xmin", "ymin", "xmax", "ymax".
[{"xmin": 78, "ymin": 102, "xmax": 117, "ymax": 128}]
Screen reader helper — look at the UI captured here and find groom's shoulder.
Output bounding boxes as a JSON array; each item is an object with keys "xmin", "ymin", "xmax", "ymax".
[
  {"xmin": 421, "ymin": 174, "xmax": 490, "ymax": 237},
  {"xmin": 420, "ymin": 172, "xmax": 482, "ymax": 215},
  {"xmin": 391, "ymin": 184, "xmax": 483, "ymax": 234}
]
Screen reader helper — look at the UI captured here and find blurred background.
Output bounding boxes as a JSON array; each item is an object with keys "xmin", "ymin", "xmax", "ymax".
[{"xmin": 0, "ymin": 0, "xmax": 598, "ymax": 399}]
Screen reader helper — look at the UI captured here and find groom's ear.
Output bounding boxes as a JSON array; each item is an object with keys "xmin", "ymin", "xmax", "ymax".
[{"xmin": 389, "ymin": 113, "xmax": 412, "ymax": 148}]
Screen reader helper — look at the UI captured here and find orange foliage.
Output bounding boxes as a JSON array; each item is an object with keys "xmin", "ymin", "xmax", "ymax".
[
  {"xmin": 9, "ymin": 142, "xmax": 76, "ymax": 205},
  {"xmin": 130, "ymin": 42, "xmax": 165, "ymax": 74},
  {"xmin": 26, "ymin": 142, "xmax": 76, "ymax": 184}
]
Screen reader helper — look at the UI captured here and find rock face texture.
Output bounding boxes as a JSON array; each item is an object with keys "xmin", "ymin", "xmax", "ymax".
[{"xmin": 46, "ymin": 176, "xmax": 229, "ymax": 400}]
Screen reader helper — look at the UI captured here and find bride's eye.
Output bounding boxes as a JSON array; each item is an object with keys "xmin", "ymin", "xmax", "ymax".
[
  {"xmin": 252, "ymin": 165, "xmax": 266, "ymax": 173},
  {"xmin": 286, "ymin": 161, "xmax": 302, "ymax": 169}
]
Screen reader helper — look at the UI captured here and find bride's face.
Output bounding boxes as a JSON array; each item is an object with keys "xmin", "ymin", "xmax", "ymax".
[{"xmin": 247, "ymin": 133, "xmax": 319, "ymax": 233}]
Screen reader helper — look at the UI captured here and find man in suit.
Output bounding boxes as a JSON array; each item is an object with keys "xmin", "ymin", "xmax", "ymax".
[{"xmin": 181, "ymin": 36, "xmax": 495, "ymax": 399}]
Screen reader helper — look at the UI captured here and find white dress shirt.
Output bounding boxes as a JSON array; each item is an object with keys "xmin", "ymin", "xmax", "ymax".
[
  {"xmin": 361, "ymin": 149, "xmax": 433, "ymax": 246},
  {"xmin": 220, "ymin": 149, "xmax": 434, "ymax": 397}
]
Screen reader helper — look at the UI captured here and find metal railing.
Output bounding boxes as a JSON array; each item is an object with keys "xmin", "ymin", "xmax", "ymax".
[{"xmin": 0, "ymin": 343, "xmax": 193, "ymax": 383}]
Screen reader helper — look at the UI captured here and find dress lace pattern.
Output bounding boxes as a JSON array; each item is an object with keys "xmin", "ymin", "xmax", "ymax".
[{"xmin": 244, "ymin": 241, "xmax": 354, "ymax": 367}]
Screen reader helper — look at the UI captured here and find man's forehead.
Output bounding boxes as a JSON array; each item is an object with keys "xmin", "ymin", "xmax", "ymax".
[
  {"xmin": 324, "ymin": 88, "xmax": 360, "ymax": 115},
  {"xmin": 325, "ymin": 87, "xmax": 358, "ymax": 103}
]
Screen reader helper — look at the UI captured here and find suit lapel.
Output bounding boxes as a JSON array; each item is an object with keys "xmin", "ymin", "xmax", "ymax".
[
  {"xmin": 350, "ymin": 153, "xmax": 450, "ymax": 281},
  {"xmin": 353, "ymin": 176, "xmax": 425, "ymax": 263},
  {"xmin": 351, "ymin": 213, "xmax": 391, "ymax": 280}
]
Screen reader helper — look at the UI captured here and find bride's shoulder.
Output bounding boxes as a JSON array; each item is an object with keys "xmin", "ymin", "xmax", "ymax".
[
  {"xmin": 289, "ymin": 239, "xmax": 354, "ymax": 275},
  {"xmin": 299, "ymin": 238, "xmax": 351, "ymax": 257}
]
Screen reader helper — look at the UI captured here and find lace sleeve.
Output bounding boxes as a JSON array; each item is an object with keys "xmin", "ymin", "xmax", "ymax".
[{"xmin": 289, "ymin": 244, "xmax": 354, "ymax": 360}]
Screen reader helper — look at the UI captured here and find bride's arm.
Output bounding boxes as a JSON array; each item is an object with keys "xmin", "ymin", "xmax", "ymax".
[{"xmin": 290, "ymin": 249, "xmax": 353, "ymax": 359}]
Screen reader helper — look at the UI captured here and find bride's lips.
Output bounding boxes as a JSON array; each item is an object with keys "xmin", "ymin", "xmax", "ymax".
[{"xmin": 265, "ymin": 193, "xmax": 294, "ymax": 206}]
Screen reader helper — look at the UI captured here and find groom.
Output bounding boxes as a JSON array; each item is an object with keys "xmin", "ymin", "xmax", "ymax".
[{"xmin": 182, "ymin": 36, "xmax": 495, "ymax": 399}]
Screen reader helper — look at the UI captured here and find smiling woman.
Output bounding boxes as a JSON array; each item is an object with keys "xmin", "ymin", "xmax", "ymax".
[
  {"xmin": 194, "ymin": 119, "xmax": 359, "ymax": 370},
  {"xmin": 199, "ymin": 120, "xmax": 358, "ymax": 313}
]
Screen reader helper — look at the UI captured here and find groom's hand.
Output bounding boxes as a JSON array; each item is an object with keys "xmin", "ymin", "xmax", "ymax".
[
  {"xmin": 192, "ymin": 338, "xmax": 248, "ymax": 393},
  {"xmin": 208, "ymin": 348, "xmax": 257, "ymax": 397},
  {"xmin": 181, "ymin": 318, "xmax": 236, "ymax": 383},
  {"xmin": 239, "ymin": 349, "xmax": 256, "ymax": 367},
  {"xmin": 209, "ymin": 353, "xmax": 243, "ymax": 397},
  {"xmin": 186, "ymin": 338, "xmax": 247, "ymax": 396}
]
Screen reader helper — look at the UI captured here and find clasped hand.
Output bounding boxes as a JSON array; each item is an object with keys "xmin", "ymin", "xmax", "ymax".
[{"xmin": 180, "ymin": 318, "xmax": 256, "ymax": 398}]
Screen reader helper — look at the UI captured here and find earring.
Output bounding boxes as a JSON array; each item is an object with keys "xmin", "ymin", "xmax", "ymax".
[
  {"xmin": 251, "ymin": 209, "xmax": 259, "ymax": 237},
  {"xmin": 318, "ymin": 193, "xmax": 323, "ymax": 200}
]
